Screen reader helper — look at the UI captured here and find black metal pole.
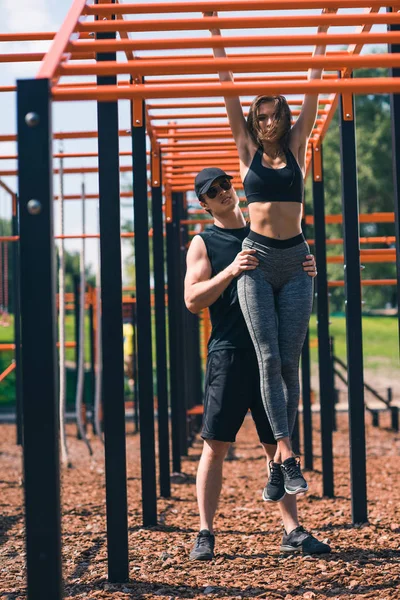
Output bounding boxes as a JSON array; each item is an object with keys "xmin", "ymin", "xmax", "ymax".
[
  {"xmin": 166, "ymin": 194, "xmax": 181, "ymax": 472},
  {"xmin": 301, "ymin": 328, "xmax": 313, "ymax": 470},
  {"xmin": 17, "ymin": 77, "xmax": 62, "ymax": 600},
  {"xmin": 312, "ymin": 144, "xmax": 334, "ymax": 498},
  {"xmin": 131, "ymin": 300, "xmax": 139, "ymax": 433},
  {"xmin": 151, "ymin": 150, "xmax": 171, "ymax": 498},
  {"xmin": 175, "ymin": 193, "xmax": 188, "ymax": 456},
  {"xmin": 96, "ymin": 6, "xmax": 129, "ymax": 580},
  {"xmin": 339, "ymin": 91, "xmax": 367, "ymax": 524},
  {"xmin": 131, "ymin": 98, "xmax": 158, "ymax": 525},
  {"xmin": 301, "ymin": 195, "xmax": 313, "ymax": 470},
  {"xmin": 388, "ymin": 10, "xmax": 400, "ymax": 357},
  {"xmin": 12, "ymin": 198, "xmax": 23, "ymax": 446}
]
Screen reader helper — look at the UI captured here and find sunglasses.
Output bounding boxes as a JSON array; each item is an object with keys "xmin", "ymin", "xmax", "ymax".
[{"xmin": 205, "ymin": 178, "xmax": 232, "ymax": 199}]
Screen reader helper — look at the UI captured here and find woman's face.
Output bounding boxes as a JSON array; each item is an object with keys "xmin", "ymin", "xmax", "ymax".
[{"xmin": 256, "ymin": 101, "xmax": 286, "ymax": 143}]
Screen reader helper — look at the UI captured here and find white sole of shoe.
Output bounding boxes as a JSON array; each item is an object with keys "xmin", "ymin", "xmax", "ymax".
[{"xmin": 284, "ymin": 484, "xmax": 309, "ymax": 495}]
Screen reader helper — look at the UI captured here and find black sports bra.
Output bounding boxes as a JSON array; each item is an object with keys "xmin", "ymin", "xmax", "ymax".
[{"xmin": 243, "ymin": 148, "xmax": 304, "ymax": 204}]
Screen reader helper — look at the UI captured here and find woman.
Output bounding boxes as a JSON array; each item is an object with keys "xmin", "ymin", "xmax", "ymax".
[{"xmin": 204, "ymin": 10, "xmax": 332, "ymax": 502}]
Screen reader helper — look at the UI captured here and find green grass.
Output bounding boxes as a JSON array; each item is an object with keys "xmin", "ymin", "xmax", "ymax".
[
  {"xmin": 308, "ymin": 315, "xmax": 399, "ymax": 369},
  {"xmin": 1, "ymin": 314, "xmax": 398, "ymax": 406}
]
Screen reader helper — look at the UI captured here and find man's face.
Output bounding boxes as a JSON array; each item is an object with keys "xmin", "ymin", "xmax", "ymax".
[{"xmin": 199, "ymin": 177, "xmax": 239, "ymax": 216}]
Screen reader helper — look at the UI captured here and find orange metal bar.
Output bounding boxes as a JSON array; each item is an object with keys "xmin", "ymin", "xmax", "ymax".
[
  {"xmin": 52, "ymin": 78, "xmax": 400, "ymax": 101},
  {"xmin": 77, "ymin": 13, "xmax": 400, "ymax": 34},
  {"xmin": 149, "ymin": 99, "xmax": 333, "ymax": 110},
  {"xmin": 70, "ymin": 31, "xmax": 400, "ymax": 53},
  {"xmin": 0, "ymin": 32, "xmax": 56, "ymax": 42},
  {"xmin": 0, "ymin": 362, "xmax": 16, "ymax": 382},
  {"xmin": 328, "ymin": 279, "xmax": 397, "ymax": 287},
  {"xmin": 0, "ymin": 129, "xmax": 132, "ymax": 143},
  {"xmin": 58, "ymin": 54, "xmax": 400, "ymax": 78},
  {"xmin": 85, "ymin": 0, "xmax": 400, "ymax": 14},
  {"xmin": 37, "ymin": 0, "xmax": 88, "ymax": 80}
]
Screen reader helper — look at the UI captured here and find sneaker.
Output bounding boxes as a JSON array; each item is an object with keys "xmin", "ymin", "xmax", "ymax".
[
  {"xmin": 280, "ymin": 526, "xmax": 331, "ymax": 554},
  {"xmin": 281, "ymin": 456, "xmax": 308, "ymax": 495},
  {"xmin": 189, "ymin": 529, "xmax": 215, "ymax": 561},
  {"xmin": 262, "ymin": 461, "xmax": 286, "ymax": 502}
]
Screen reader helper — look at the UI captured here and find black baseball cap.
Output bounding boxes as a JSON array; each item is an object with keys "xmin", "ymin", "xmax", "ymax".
[{"xmin": 194, "ymin": 167, "xmax": 233, "ymax": 199}]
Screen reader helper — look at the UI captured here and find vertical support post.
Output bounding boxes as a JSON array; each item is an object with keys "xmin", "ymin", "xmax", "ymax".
[
  {"xmin": 301, "ymin": 329, "xmax": 313, "ymax": 470},
  {"xmin": 339, "ymin": 91, "xmax": 367, "ymax": 524},
  {"xmin": 151, "ymin": 145, "xmax": 171, "ymax": 498},
  {"xmin": 17, "ymin": 77, "xmax": 62, "ymax": 600},
  {"xmin": 74, "ymin": 275, "xmax": 80, "ymax": 367},
  {"xmin": 12, "ymin": 196, "xmax": 23, "ymax": 445},
  {"xmin": 96, "ymin": 3, "xmax": 129, "ymax": 580},
  {"xmin": 131, "ymin": 299, "xmax": 139, "ymax": 433},
  {"xmin": 312, "ymin": 143, "xmax": 334, "ymax": 497},
  {"xmin": 131, "ymin": 98, "xmax": 157, "ymax": 524},
  {"xmin": 330, "ymin": 336, "xmax": 337, "ymax": 431},
  {"xmin": 176, "ymin": 193, "xmax": 188, "ymax": 456},
  {"xmin": 388, "ymin": 9, "xmax": 400, "ymax": 356},
  {"xmin": 301, "ymin": 195, "xmax": 313, "ymax": 471},
  {"xmin": 166, "ymin": 192, "xmax": 182, "ymax": 472},
  {"xmin": 89, "ymin": 289, "xmax": 96, "ymax": 427}
]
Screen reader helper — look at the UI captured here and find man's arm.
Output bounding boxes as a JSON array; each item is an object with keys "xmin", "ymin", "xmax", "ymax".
[{"xmin": 184, "ymin": 235, "xmax": 258, "ymax": 314}]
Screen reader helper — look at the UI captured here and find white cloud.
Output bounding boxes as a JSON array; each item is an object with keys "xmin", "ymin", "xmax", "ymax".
[{"xmin": 3, "ymin": 0, "xmax": 57, "ymax": 33}]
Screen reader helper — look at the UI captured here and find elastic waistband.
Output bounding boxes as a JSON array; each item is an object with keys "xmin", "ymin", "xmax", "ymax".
[{"xmin": 247, "ymin": 230, "xmax": 305, "ymax": 249}]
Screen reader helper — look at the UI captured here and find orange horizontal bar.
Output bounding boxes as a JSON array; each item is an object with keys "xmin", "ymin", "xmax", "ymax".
[
  {"xmin": 0, "ymin": 165, "xmax": 134, "ymax": 176},
  {"xmin": 328, "ymin": 279, "xmax": 397, "ymax": 287},
  {"xmin": 86, "ymin": 0, "xmax": 400, "ymax": 14},
  {"xmin": 52, "ymin": 78, "xmax": 400, "ymax": 101},
  {"xmin": 0, "ymin": 344, "xmax": 15, "ymax": 351},
  {"xmin": 59, "ymin": 54, "xmax": 400, "ymax": 78},
  {"xmin": 0, "ymin": 362, "xmax": 16, "ymax": 382},
  {"xmin": 0, "ymin": 32, "xmax": 55, "ymax": 42},
  {"xmin": 326, "ymin": 254, "xmax": 396, "ymax": 263},
  {"xmin": 0, "ymin": 53, "xmax": 47, "ymax": 63},
  {"xmin": 0, "ymin": 85, "xmax": 16, "ymax": 93},
  {"xmin": 149, "ymin": 97, "xmax": 333, "ymax": 109},
  {"xmin": 77, "ymin": 13, "xmax": 400, "ymax": 34},
  {"xmin": 308, "ymin": 236, "xmax": 396, "ymax": 246},
  {"xmin": 70, "ymin": 30, "xmax": 400, "ymax": 53},
  {"xmin": 0, "ymin": 129, "xmax": 132, "ymax": 143}
]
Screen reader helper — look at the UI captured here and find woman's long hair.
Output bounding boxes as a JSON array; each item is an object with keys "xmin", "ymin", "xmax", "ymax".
[{"xmin": 246, "ymin": 95, "xmax": 292, "ymax": 151}]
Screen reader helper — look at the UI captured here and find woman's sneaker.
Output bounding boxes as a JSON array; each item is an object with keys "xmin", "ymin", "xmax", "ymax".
[
  {"xmin": 189, "ymin": 530, "xmax": 215, "ymax": 561},
  {"xmin": 281, "ymin": 457, "xmax": 308, "ymax": 494},
  {"xmin": 262, "ymin": 461, "xmax": 286, "ymax": 502},
  {"xmin": 280, "ymin": 526, "xmax": 331, "ymax": 554}
]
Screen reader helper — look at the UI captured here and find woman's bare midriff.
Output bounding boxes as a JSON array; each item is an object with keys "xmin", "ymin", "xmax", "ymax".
[{"xmin": 248, "ymin": 201, "xmax": 303, "ymax": 239}]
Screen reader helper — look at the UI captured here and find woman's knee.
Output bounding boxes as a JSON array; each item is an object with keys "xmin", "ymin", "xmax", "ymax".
[{"xmin": 261, "ymin": 352, "xmax": 281, "ymax": 377}]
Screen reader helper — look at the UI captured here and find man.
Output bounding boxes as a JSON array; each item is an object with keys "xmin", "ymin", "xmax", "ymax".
[{"xmin": 184, "ymin": 167, "xmax": 330, "ymax": 560}]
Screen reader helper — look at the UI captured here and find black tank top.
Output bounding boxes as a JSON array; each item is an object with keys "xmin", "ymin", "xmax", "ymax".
[
  {"xmin": 198, "ymin": 224, "xmax": 254, "ymax": 353},
  {"xmin": 243, "ymin": 148, "xmax": 304, "ymax": 204}
]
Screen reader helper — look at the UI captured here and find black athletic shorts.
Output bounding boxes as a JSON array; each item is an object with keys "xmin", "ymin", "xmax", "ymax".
[{"xmin": 201, "ymin": 348, "xmax": 275, "ymax": 444}]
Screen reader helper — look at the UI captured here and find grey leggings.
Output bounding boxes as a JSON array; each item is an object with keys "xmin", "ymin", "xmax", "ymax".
[{"xmin": 237, "ymin": 232, "xmax": 313, "ymax": 441}]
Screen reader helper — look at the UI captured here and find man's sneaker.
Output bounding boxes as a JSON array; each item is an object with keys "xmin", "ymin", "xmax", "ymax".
[
  {"xmin": 281, "ymin": 456, "xmax": 308, "ymax": 495},
  {"xmin": 189, "ymin": 529, "xmax": 215, "ymax": 561},
  {"xmin": 262, "ymin": 461, "xmax": 286, "ymax": 502},
  {"xmin": 280, "ymin": 526, "xmax": 331, "ymax": 555}
]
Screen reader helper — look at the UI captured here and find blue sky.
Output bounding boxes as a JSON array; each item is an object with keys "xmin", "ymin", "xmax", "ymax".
[{"xmin": 0, "ymin": 1, "xmax": 386, "ymax": 273}]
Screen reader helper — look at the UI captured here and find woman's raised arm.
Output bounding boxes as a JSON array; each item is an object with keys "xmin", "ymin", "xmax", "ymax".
[
  {"xmin": 292, "ymin": 8, "xmax": 337, "ymax": 159},
  {"xmin": 203, "ymin": 11, "xmax": 253, "ymax": 158}
]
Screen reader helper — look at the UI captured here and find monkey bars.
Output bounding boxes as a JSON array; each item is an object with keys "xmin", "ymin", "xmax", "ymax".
[{"xmin": 3, "ymin": 3, "xmax": 400, "ymax": 597}]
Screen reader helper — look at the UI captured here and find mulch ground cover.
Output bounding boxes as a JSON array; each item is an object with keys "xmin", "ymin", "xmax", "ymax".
[{"xmin": 1, "ymin": 411, "xmax": 399, "ymax": 600}]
